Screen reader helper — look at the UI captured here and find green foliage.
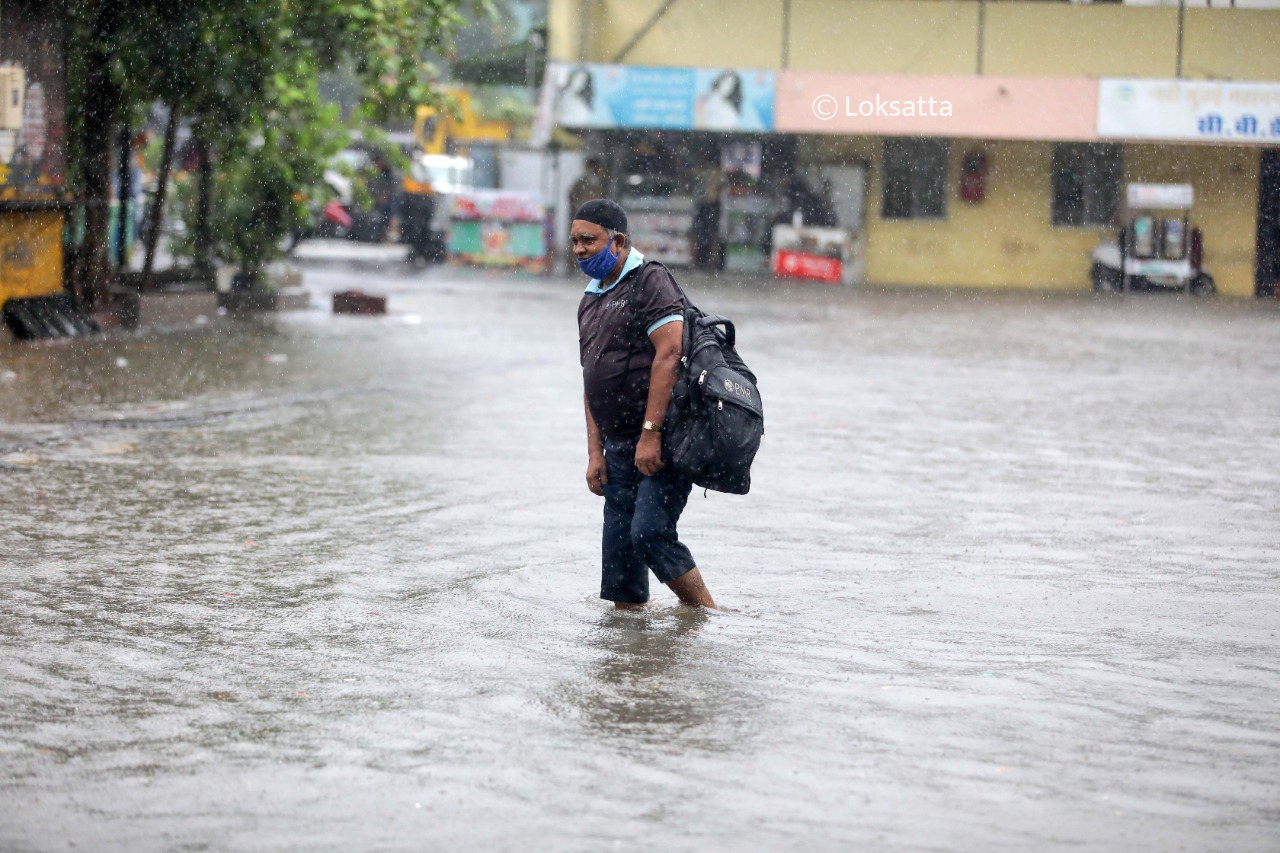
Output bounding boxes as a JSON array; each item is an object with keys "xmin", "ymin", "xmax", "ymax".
[
  {"xmin": 218, "ymin": 77, "xmax": 346, "ymax": 279},
  {"xmin": 66, "ymin": 0, "xmax": 480, "ymax": 275}
]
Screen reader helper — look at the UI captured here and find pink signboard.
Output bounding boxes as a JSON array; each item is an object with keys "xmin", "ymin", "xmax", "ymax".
[{"xmin": 775, "ymin": 72, "xmax": 1098, "ymax": 141}]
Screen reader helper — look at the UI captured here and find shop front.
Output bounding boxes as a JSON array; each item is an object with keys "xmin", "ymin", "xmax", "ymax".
[
  {"xmin": 774, "ymin": 72, "xmax": 1278, "ymax": 297},
  {"xmin": 539, "ymin": 60, "xmax": 1279, "ymax": 296},
  {"xmin": 592, "ymin": 131, "xmax": 824, "ymax": 275},
  {"xmin": 777, "ymin": 72, "xmax": 1108, "ymax": 292},
  {"xmin": 541, "ymin": 61, "xmax": 866, "ymax": 281},
  {"xmin": 1096, "ymin": 78, "xmax": 1280, "ymax": 297}
]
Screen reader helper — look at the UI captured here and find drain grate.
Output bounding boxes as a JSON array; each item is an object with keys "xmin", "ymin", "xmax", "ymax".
[{"xmin": 2, "ymin": 294, "xmax": 98, "ymax": 340}]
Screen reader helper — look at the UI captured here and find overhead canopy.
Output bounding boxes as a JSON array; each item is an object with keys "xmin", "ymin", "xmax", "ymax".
[{"xmin": 450, "ymin": 32, "xmax": 546, "ymax": 89}]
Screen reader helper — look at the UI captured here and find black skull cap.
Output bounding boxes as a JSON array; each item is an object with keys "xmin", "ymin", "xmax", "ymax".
[{"xmin": 573, "ymin": 198, "xmax": 628, "ymax": 234}]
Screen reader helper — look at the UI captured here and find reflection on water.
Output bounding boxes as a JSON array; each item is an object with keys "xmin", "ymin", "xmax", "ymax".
[{"xmin": 576, "ymin": 607, "xmax": 756, "ymax": 753}]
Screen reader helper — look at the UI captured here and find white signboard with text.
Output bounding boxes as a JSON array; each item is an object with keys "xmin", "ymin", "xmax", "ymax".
[
  {"xmin": 1098, "ymin": 79, "xmax": 1280, "ymax": 143},
  {"xmin": 1126, "ymin": 183, "xmax": 1193, "ymax": 209}
]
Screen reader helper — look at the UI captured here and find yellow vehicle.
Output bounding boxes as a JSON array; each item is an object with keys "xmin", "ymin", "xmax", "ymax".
[
  {"xmin": 0, "ymin": 205, "xmax": 76, "ymax": 331},
  {"xmin": 2, "ymin": 61, "xmax": 61, "ymax": 317},
  {"xmin": 412, "ymin": 90, "xmax": 511, "ymax": 157},
  {"xmin": 1, "ymin": 41, "xmax": 94, "ymax": 339},
  {"xmin": 401, "ymin": 90, "xmax": 508, "ymax": 263}
]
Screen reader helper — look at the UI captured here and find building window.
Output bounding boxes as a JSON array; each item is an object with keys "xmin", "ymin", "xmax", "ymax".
[
  {"xmin": 881, "ymin": 138, "xmax": 949, "ymax": 220},
  {"xmin": 1052, "ymin": 143, "xmax": 1122, "ymax": 227}
]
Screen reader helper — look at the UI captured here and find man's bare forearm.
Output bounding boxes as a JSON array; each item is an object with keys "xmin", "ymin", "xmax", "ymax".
[
  {"xmin": 642, "ymin": 322, "xmax": 683, "ymax": 429},
  {"xmin": 644, "ymin": 350, "xmax": 680, "ymax": 426},
  {"xmin": 584, "ymin": 393, "xmax": 604, "ymax": 457}
]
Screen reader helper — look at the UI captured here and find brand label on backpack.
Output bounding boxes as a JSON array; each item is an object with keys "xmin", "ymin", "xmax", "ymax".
[{"xmin": 723, "ymin": 378, "xmax": 753, "ymax": 401}]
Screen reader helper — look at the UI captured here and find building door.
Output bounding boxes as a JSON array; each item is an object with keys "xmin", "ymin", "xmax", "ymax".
[{"xmin": 1257, "ymin": 149, "xmax": 1280, "ymax": 297}]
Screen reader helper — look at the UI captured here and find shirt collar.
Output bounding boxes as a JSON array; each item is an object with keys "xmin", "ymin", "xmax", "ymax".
[{"xmin": 583, "ymin": 248, "xmax": 644, "ymax": 295}]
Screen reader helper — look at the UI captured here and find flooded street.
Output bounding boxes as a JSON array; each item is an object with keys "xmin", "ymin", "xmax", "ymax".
[{"xmin": 2, "ymin": 264, "xmax": 1279, "ymax": 851}]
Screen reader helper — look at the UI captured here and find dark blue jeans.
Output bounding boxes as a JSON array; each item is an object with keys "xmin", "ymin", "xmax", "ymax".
[{"xmin": 600, "ymin": 435, "xmax": 696, "ymax": 604}]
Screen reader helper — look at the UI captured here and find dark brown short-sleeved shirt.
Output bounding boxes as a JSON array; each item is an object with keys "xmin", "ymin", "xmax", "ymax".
[{"xmin": 578, "ymin": 252, "xmax": 684, "ymax": 439}]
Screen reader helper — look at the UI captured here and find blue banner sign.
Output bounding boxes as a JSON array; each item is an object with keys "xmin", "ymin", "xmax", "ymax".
[{"xmin": 548, "ymin": 62, "xmax": 775, "ymax": 132}]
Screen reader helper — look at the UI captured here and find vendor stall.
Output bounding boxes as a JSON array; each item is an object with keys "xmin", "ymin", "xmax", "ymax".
[
  {"xmin": 1088, "ymin": 183, "xmax": 1214, "ymax": 294},
  {"xmin": 771, "ymin": 224, "xmax": 853, "ymax": 284},
  {"xmin": 721, "ymin": 192, "xmax": 773, "ymax": 273},
  {"xmin": 769, "ymin": 163, "xmax": 867, "ymax": 285},
  {"xmin": 447, "ymin": 189, "xmax": 546, "ymax": 271},
  {"xmin": 622, "ymin": 192, "xmax": 695, "ymax": 267},
  {"xmin": 718, "ymin": 141, "xmax": 774, "ymax": 273}
]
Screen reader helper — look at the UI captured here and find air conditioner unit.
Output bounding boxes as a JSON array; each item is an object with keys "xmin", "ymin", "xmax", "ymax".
[{"xmin": 0, "ymin": 65, "xmax": 25, "ymax": 131}]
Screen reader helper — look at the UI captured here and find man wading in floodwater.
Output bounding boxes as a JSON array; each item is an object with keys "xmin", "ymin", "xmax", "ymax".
[{"xmin": 574, "ymin": 199, "xmax": 716, "ymax": 610}]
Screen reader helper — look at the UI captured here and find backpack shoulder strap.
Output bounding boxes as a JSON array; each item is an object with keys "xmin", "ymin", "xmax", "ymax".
[
  {"xmin": 628, "ymin": 260, "xmax": 702, "ymax": 369},
  {"xmin": 627, "ymin": 259, "xmax": 697, "ymax": 324}
]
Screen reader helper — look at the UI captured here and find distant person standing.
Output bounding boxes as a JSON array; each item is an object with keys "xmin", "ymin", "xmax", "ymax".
[
  {"xmin": 572, "ymin": 198, "xmax": 716, "ymax": 610},
  {"xmin": 366, "ymin": 152, "xmax": 398, "ymax": 242},
  {"xmin": 570, "ymin": 157, "xmax": 609, "ymax": 217},
  {"xmin": 693, "ymin": 148, "xmax": 723, "ymax": 270},
  {"xmin": 567, "ymin": 158, "xmax": 609, "ymax": 271}
]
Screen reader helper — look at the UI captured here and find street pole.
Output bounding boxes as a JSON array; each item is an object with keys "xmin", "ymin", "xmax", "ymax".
[
  {"xmin": 527, "ymin": 31, "xmax": 544, "ymax": 103},
  {"xmin": 141, "ymin": 104, "xmax": 179, "ymax": 292},
  {"xmin": 977, "ymin": 0, "xmax": 986, "ymax": 76},
  {"xmin": 116, "ymin": 128, "xmax": 131, "ymax": 270},
  {"xmin": 547, "ymin": 139, "xmax": 561, "ymax": 276},
  {"xmin": 781, "ymin": 0, "xmax": 791, "ymax": 70},
  {"xmin": 1176, "ymin": 0, "xmax": 1186, "ymax": 78}
]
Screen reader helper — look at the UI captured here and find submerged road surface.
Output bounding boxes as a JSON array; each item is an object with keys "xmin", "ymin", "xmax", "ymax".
[{"xmin": 2, "ymin": 264, "xmax": 1279, "ymax": 851}]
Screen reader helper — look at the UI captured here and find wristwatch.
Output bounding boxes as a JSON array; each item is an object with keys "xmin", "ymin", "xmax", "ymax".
[{"xmin": 642, "ymin": 420, "xmax": 663, "ymax": 433}]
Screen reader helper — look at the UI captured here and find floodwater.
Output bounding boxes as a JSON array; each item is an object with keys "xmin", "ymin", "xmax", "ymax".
[{"xmin": 2, "ymin": 262, "xmax": 1279, "ymax": 851}]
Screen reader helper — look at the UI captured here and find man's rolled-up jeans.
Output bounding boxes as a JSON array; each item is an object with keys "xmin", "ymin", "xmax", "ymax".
[{"xmin": 600, "ymin": 435, "xmax": 696, "ymax": 604}]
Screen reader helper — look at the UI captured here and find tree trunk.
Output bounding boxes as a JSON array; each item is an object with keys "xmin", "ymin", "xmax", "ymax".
[
  {"xmin": 141, "ymin": 105, "xmax": 180, "ymax": 292},
  {"xmin": 71, "ymin": 0, "xmax": 122, "ymax": 314},
  {"xmin": 77, "ymin": 70, "xmax": 118, "ymax": 312}
]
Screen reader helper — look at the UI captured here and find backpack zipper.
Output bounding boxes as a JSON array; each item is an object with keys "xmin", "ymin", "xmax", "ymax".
[{"xmin": 698, "ymin": 369, "xmax": 707, "ymax": 386}]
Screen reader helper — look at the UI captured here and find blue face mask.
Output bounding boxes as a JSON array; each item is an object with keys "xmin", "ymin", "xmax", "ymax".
[{"xmin": 577, "ymin": 237, "xmax": 620, "ymax": 279}]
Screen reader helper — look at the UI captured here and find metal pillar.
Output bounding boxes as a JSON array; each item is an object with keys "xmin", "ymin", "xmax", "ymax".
[{"xmin": 611, "ymin": 0, "xmax": 682, "ymax": 64}]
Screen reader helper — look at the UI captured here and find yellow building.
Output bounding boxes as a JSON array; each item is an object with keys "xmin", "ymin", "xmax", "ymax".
[{"xmin": 546, "ymin": 0, "xmax": 1280, "ymax": 296}]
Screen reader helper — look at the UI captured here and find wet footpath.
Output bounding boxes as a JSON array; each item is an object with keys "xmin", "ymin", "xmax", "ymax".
[{"xmin": 2, "ymin": 263, "xmax": 1279, "ymax": 851}]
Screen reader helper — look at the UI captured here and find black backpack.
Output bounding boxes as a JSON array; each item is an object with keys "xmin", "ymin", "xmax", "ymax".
[{"xmin": 629, "ymin": 262, "xmax": 764, "ymax": 494}]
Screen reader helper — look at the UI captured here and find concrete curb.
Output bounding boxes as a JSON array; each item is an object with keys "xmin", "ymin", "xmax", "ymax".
[
  {"xmin": 290, "ymin": 240, "xmax": 411, "ymax": 271},
  {"xmin": 220, "ymin": 287, "xmax": 312, "ymax": 314},
  {"xmin": 112, "ymin": 290, "xmax": 220, "ymax": 330}
]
